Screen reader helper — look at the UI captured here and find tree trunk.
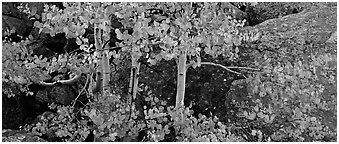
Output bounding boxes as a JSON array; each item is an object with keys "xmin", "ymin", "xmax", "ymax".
[
  {"xmin": 176, "ymin": 48, "xmax": 187, "ymax": 109},
  {"xmin": 102, "ymin": 46, "xmax": 111, "ymax": 95},
  {"xmin": 128, "ymin": 49, "xmax": 142, "ymax": 118},
  {"xmin": 93, "ymin": 23, "xmax": 103, "ymax": 97}
]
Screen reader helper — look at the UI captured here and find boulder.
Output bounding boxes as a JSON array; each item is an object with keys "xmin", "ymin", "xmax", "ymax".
[
  {"xmin": 35, "ymin": 85, "xmax": 76, "ymax": 106},
  {"xmin": 234, "ymin": 4, "xmax": 336, "ymax": 141},
  {"xmin": 2, "ymin": 95, "xmax": 25, "ymax": 129},
  {"xmin": 2, "ymin": 82, "xmax": 35, "ymax": 130},
  {"xmin": 2, "ymin": 2, "xmax": 32, "ymax": 37},
  {"xmin": 241, "ymin": 5, "xmax": 336, "ymax": 52},
  {"xmin": 240, "ymin": 2, "xmax": 336, "ymax": 26}
]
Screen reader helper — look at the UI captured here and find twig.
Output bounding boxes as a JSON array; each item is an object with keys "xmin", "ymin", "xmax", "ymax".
[
  {"xmin": 200, "ymin": 62, "xmax": 243, "ymax": 76},
  {"xmin": 72, "ymin": 73, "xmax": 90, "ymax": 107},
  {"xmin": 227, "ymin": 66, "xmax": 260, "ymax": 71}
]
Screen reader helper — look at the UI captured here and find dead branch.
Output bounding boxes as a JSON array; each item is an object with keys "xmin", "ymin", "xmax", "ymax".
[
  {"xmin": 37, "ymin": 72, "xmax": 82, "ymax": 86},
  {"xmin": 200, "ymin": 62, "xmax": 243, "ymax": 76}
]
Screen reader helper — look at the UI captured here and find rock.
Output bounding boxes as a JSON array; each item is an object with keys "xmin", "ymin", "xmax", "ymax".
[
  {"xmin": 2, "ymin": 2, "xmax": 64, "ymax": 39},
  {"xmin": 2, "ymin": 15, "xmax": 30, "ymax": 36},
  {"xmin": 222, "ymin": 3, "xmax": 249, "ymax": 22},
  {"xmin": 240, "ymin": 5, "xmax": 336, "ymax": 50},
  {"xmin": 2, "ymin": 82, "xmax": 77, "ymax": 130},
  {"xmin": 30, "ymin": 43, "xmax": 57, "ymax": 58},
  {"xmin": 237, "ymin": 4, "xmax": 336, "ymax": 141},
  {"xmin": 2, "ymin": 2, "xmax": 32, "ymax": 37},
  {"xmin": 242, "ymin": 2, "xmax": 336, "ymax": 26},
  {"xmin": 2, "ymin": 82, "xmax": 35, "ymax": 130},
  {"xmin": 325, "ymin": 30, "xmax": 337, "ymax": 44},
  {"xmin": 2, "ymin": 3, "xmax": 22, "ymax": 18},
  {"xmin": 35, "ymin": 86, "xmax": 76, "ymax": 105},
  {"xmin": 2, "ymin": 95, "xmax": 25, "ymax": 129}
]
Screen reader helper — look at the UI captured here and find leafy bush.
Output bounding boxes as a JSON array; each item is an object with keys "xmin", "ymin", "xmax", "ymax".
[{"xmin": 25, "ymin": 94, "xmax": 247, "ymax": 142}]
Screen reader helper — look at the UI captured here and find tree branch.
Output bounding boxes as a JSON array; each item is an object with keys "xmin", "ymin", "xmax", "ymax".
[
  {"xmin": 226, "ymin": 66, "xmax": 260, "ymax": 71},
  {"xmin": 187, "ymin": 61, "xmax": 260, "ymax": 77},
  {"xmin": 200, "ymin": 62, "xmax": 243, "ymax": 76},
  {"xmin": 37, "ymin": 72, "xmax": 82, "ymax": 86}
]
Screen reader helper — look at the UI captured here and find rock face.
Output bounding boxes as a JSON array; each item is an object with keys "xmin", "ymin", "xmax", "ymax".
[
  {"xmin": 234, "ymin": 2, "xmax": 336, "ymax": 26},
  {"xmin": 232, "ymin": 4, "xmax": 336, "ymax": 141}
]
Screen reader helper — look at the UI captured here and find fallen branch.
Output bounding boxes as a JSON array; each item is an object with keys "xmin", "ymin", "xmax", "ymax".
[{"xmin": 37, "ymin": 71, "xmax": 82, "ymax": 86}]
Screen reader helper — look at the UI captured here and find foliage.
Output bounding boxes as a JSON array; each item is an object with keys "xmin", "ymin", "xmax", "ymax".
[
  {"xmin": 25, "ymin": 105, "xmax": 91, "ymax": 141},
  {"xmin": 113, "ymin": 2, "xmax": 258, "ymax": 109},
  {"xmin": 2, "ymin": 39, "xmax": 45, "ymax": 96},
  {"xmin": 2, "ymin": 38, "xmax": 92, "ymax": 97},
  {"xmin": 235, "ymin": 34, "xmax": 337, "ymax": 141},
  {"xmin": 3, "ymin": 2, "xmax": 336, "ymax": 142},
  {"xmin": 25, "ymin": 95, "xmax": 245, "ymax": 142}
]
